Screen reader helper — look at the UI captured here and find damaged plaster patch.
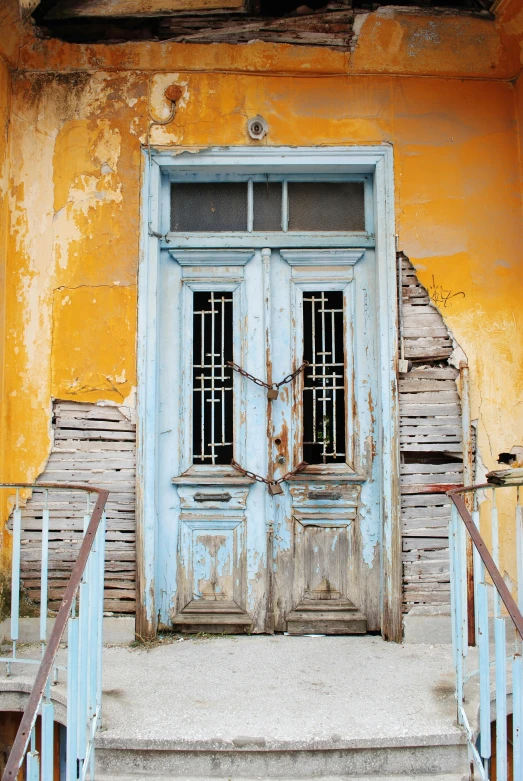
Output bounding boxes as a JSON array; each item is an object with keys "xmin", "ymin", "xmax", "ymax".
[
  {"xmin": 51, "ymin": 285, "xmax": 137, "ymax": 406},
  {"xmin": 52, "ymin": 120, "xmax": 122, "ymax": 270}
]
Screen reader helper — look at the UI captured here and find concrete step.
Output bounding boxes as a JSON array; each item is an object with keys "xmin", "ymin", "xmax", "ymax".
[
  {"xmin": 97, "ymin": 775, "xmax": 467, "ymax": 781},
  {"xmin": 95, "ymin": 741, "xmax": 468, "ymax": 778}
]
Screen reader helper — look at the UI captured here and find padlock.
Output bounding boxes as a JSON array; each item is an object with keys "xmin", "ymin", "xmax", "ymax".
[
  {"xmin": 267, "ymin": 387, "xmax": 279, "ymax": 400},
  {"xmin": 268, "ymin": 482, "xmax": 284, "ymax": 496}
]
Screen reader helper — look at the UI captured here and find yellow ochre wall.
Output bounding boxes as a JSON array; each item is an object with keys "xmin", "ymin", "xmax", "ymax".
[{"xmin": 0, "ymin": 0, "xmax": 522, "ymax": 580}]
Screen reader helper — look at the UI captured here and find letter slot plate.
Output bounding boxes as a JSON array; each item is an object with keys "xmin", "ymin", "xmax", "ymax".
[
  {"xmin": 193, "ymin": 492, "xmax": 232, "ymax": 503},
  {"xmin": 307, "ymin": 491, "xmax": 342, "ymax": 501}
]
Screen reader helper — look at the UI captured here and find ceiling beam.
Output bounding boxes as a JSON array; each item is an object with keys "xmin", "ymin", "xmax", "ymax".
[{"xmin": 45, "ymin": 0, "xmax": 248, "ymax": 19}]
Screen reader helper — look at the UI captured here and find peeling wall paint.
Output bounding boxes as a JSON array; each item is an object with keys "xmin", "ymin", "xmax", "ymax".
[{"xmin": 0, "ymin": 0, "xmax": 523, "ymax": 600}]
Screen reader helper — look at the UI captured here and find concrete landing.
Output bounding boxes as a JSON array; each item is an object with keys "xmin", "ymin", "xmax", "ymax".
[{"xmin": 98, "ymin": 635, "xmax": 463, "ymax": 752}]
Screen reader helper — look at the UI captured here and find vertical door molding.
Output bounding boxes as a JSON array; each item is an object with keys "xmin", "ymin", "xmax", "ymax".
[
  {"xmin": 374, "ymin": 149, "xmax": 402, "ymax": 642},
  {"xmin": 136, "ymin": 153, "xmax": 162, "ymax": 639}
]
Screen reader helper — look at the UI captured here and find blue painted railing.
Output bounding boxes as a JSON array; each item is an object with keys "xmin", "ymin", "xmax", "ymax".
[
  {"xmin": 449, "ymin": 483, "xmax": 523, "ymax": 781},
  {"xmin": 0, "ymin": 483, "xmax": 109, "ymax": 781}
]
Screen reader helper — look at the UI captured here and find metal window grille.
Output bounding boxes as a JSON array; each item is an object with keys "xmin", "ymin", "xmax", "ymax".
[
  {"xmin": 302, "ymin": 291, "xmax": 346, "ymax": 464},
  {"xmin": 193, "ymin": 291, "xmax": 234, "ymax": 464}
]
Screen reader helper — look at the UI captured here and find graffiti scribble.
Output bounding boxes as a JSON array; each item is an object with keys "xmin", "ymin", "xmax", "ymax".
[{"xmin": 428, "ymin": 276, "xmax": 465, "ymax": 308}]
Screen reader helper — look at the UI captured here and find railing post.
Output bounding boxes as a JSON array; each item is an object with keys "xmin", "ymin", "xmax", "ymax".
[
  {"xmin": 477, "ymin": 582, "xmax": 491, "ymax": 767},
  {"xmin": 450, "ymin": 503, "xmax": 464, "ymax": 716},
  {"xmin": 494, "ymin": 616, "xmax": 507, "ymax": 781},
  {"xmin": 10, "ymin": 490, "xmax": 21, "ymax": 661},
  {"xmin": 460, "ymin": 362, "xmax": 475, "ymax": 646},
  {"xmin": 513, "ymin": 648, "xmax": 523, "ymax": 781},
  {"xmin": 66, "ymin": 614, "xmax": 79, "ymax": 781},
  {"xmin": 77, "ymin": 581, "xmax": 89, "ymax": 765},
  {"xmin": 40, "ymin": 490, "xmax": 50, "ymax": 650}
]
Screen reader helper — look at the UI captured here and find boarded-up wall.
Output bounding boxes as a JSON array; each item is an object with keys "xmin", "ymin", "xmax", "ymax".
[
  {"xmin": 399, "ymin": 255, "xmax": 463, "ymax": 613},
  {"xmin": 16, "ymin": 401, "xmax": 136, "ymax": 614}
]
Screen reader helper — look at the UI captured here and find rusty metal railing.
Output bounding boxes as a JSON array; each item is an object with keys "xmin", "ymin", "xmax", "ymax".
[
  {"xmin": 0, "ymin": 483, "xmax": 109, "ymax": 781},
  {"xmin": 448, "ymin": 482, "xmax": 523, "ymax": 781}
]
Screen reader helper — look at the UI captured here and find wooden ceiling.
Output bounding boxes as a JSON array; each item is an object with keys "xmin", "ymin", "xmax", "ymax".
[{"xmin": 23, "ymin": 0, "xmax": 496, "ymax": 47}]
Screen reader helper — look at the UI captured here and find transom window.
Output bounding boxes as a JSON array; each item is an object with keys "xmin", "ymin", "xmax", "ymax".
[{"xmin": 171, "ymin": 179, "xmax": 366, "ymax": 233}]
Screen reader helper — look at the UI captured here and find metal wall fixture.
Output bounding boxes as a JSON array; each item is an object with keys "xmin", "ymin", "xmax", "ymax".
[{"xmin": 247, "ymin": 115, "xmax": 268, "ymax": 140}]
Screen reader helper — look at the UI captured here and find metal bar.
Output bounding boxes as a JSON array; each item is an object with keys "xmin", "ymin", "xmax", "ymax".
[
  {"xmin": 458, "ymin": 502, "xmax": 468, "ymax": 657},
  {"xmin": 25, "ymin": 751, "xmax": 39, "ymax": 781},
  {"xmin": 41, "ymin": 700, "xmax": 55, "ymax": 781},
  {"xmin": 494, "ymin": 616, "xmax": 507, "ymax": 781},
  {"xmin": 247, "ymin": 178, "xmax": 253, "ymax": 232},
  {"xmin": 472, "ymin": 493, "xmax": 483, "ymax": 646},
  {"xmin": 88, "ymin": 532, "xmax": 99, "ymax": 731},
  {"xmin": 40, "ymin": 491, "xmax": 50, "ymax": 646},
  {"xmin": 513, "ymin": 652, "xmax": 523, "ymax": 781},
  {"xmin": 517, "ymin": 487, "xmax": 523, "ymax": 614},
  {"xmin": 311, "ymin": 295, "xmax": 317, "ymax": 451},
  {"xmin": 458, "ymin": 706, "xmax": 489, "ymax": 781},
  {"xmin": 77, "ymin": 581, "xmax": 89, "ymax": 761},
  {"xmin": 451, "ymin": 503, "xmax": 464, "ymax": 713},
  {"xmin": 331, "ymin": 306, "xmax": 337, "ymax": 458},
  {"xmin": 10, "ymin": 493, "xmax": 21, "ymax": 645},
  {"xmin": 320, "ymin": 293, "xmax": 327, "ymax": 462},
  {"xmin": 281, "ymin": 180, "xmax": 288, "ymax": 232},
  {"xmin": 2, "ymin": 488, "xmax": 109, "ymax": 781},
  {"xmin": 200, "ymin": 300, "xmax": 205, "ymax": 459},
  {"xmin": 96, "ymin": 512, "xmax": 107, "ymax": 715},
  {"xmin": 492, "ymin": 489, "xmax": 501, "ymax": 619},
  {"xmin": 67, "ymin": 616, "xmax": 79, "ymax": 781},
  {"xmin": 448, "ymin": 490, "xmax": 523, "ymax": 639},
  {"xmin": 477, "ymin": 582, "xmax": 491, "ymax": 760},
  {"xmin": 460, "ymin": 363, "xmax": 475, "ymax": 646},
  {"xmin": 449, "ymin": 500, "xmax": 458, "ymax": 670},
  {"xmin": 211, "ymin": 292, "xmax": 217, "ymax": 463}
]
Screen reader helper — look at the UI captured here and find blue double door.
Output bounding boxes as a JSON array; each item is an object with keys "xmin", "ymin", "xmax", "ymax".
[{"xmin": 157, "ymin": 246, "xmax": 381, "ymax": 633}]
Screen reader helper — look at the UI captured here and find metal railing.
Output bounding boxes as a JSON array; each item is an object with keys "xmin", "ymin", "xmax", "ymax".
[
  {"xmin": 448, "ymin": 482, "xmax": 523, "ymax": 781},
  {"xmin": 0, "ymin": 483, "xmax": 109, "ymax": 781}
]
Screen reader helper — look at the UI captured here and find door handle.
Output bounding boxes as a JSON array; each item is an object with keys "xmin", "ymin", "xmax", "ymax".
[
  {"xmin": 193, "ymin": 492, "xmax": 232, "ymax": 503},
  {"xmin": 307, "ymin": 491, "xmax": 342, "ymax": 501}
]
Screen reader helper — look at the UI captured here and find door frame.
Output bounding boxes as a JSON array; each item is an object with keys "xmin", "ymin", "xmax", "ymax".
[{"xmin": 136, "ymin": 145, "xmax": 401, "ymax": 641}]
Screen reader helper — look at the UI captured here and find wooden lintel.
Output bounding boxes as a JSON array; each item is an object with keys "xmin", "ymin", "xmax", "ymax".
[{"xmin": 45, "ymin": 0, "xmax": 247, "ymax": 20}]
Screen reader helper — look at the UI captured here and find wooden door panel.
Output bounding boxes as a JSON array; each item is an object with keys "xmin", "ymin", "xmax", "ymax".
[
  {"xmin": 174, "ymin": 518, "xmax": 250, "ymax": 627},
  {"xmin": 303, "ymin": 524, "xmax": 347, "ymax": 601}
]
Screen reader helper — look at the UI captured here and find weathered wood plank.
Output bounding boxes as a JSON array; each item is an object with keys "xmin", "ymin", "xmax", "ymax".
[
  {"xmin": 16, "ymin": 400, "xmax": 137, "ymax": 615},
  {"xmin": 401, "ymin": 462, "xmax": 463, "ymax": 475},
  {"xmin": 46, "ymin": 0, "xmax": 246, "ymax": 18},
  {"xmin": 399, "ymin": 404, "xmax": 462, "ymax": 417}
]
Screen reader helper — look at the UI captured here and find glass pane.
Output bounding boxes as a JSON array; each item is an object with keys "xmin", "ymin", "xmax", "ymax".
[
  {"xmin": 288, "ymin": 182, "xmax": 365, "ymax": 232},
  {"xmin": 171, "ymin": 183, "xmax": 247, "ymax": 232},
  {"xmin": 302, "ymin": 291, "xmax": 346, "ymax": 465},
  {"xmin": 193, "ymin": 291, "xmax": 234, "ymax": 465},
  {"xmin": 253, "ymin": 182, "xmax": 282, "ymax": 231}
]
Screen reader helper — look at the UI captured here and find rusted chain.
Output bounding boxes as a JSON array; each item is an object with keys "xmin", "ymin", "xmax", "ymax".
[
  {"xmin": 227, "ymin": 360, "xmax": 309, "ymax": 394},
  {"xmin": 231, "ymin": 459, "xmax": 308, "ymax": 494}
]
